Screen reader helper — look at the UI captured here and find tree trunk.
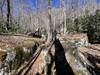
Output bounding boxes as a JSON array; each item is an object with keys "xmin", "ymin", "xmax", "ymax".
[
  {"xmin": 0, "ymin": 7, "xmax": 3, "ymax": 18},
  {"xmin": 6, "ymin": 0, "xmax": 12, "ymax": 30},
  {"xmin": 47, "ymin": 0, "xmax": 54, "ymax": 42},
  {"xmin": 61, "ymin": 0, "xmax": 66, "ymax": 34},
  {"xmin": 63, "ymin": 9, "xmax": 66, "ymax": 34},
  {"xmin": 0, "ymin": 0, "xmax": 5, "ymax": 18},
  {"xmin": 47, "ymin": 8, "xmax": 53, "ymax": 41}
]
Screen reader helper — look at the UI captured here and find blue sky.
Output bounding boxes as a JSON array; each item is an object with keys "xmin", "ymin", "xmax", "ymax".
[
  {"xmin": 13, "ymin": 0, "xmax": 100, "ymax": 15},
  {"xmin": 52, "ymin": 0, "xmax": 60, "ymax": 7},
  {"xmin": 14, "ymin": 0, "xmax": 100, "ymax": 10},
  {"xmin": 97, "ymin": 0, "xmax": 100, "ymax": 3},
  {"xmin": 31, "ymin": 0, "xmax": 100, "ymax": 8},
  {"xmin": 31, "ymin": 0, "xmax": 60, "ymax": 8}
]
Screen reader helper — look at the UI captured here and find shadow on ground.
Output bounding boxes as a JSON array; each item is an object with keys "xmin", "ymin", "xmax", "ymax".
[{"xmin": 54, "ymin": 39, "xmax": 75, "ymax": 75}]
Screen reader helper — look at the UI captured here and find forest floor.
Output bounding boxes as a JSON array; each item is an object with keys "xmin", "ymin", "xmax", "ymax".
[
  {"xmin": 0, "ymin": 34, "xmax": 43, "ymax": 64},
  {"xmin": 0, "ymin": 33, "xmax": 100, "ymax": 75}
]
